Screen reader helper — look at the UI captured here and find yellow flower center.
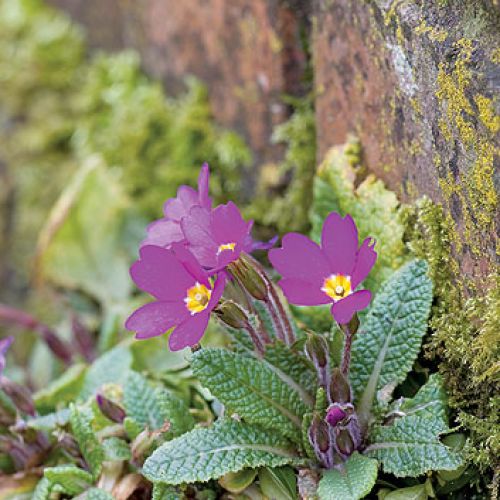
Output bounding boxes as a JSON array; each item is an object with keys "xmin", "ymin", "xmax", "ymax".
[
  {"xmin": 217, "ymin": 242, "xmax": 236, "ymax": 255},
  {"xmin": 184, "ymin": 282, "xmax": 212, "ymax": 315},
  {"xmin": 321, "ymin": 274, "xmax": 352, "ymax": 302}
]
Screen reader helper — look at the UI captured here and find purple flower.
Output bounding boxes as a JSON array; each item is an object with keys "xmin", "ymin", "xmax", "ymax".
[
  {"xmin": 125, "ymin": 244, "xmax": 225, "ymax": 351},
  {"xmin": 181, "ymin": 201, "xmax": 254, "ymax": 272},
  {"xmin": 141, "ymin": 163, "xmax": 211, "ymax": 248},
  {"xmin": 269, "ymin": 212, "xmax": 377, "ymax": 324},
  {"xmin": 0, "ymin": 336, "xmax": 13, "ymax": 375}
]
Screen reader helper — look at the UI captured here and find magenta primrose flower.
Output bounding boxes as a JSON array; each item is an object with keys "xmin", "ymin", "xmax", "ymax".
[
  {"xmin": 269, "ymin": 212, "xmax": 377, "ymax": 324},
  {"xmin": 125, "ymin": 244, "xmax": 225, "ymax": 351},
  {"xmin": 142, "ymin": 163, "xmax": 211, "ymax": 248},
  {"xmin": 181, "ymin": 201, "xmax": 255, "ymax": 272}
]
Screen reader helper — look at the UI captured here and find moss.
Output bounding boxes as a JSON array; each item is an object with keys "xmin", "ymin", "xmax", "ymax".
[
  {"xmin": 404, "ymin": 198, "xmax": 499, "ymax": 474},
  {"xmin": 247, "ymin": 96, "xmax": 316, "ymax": 234}
]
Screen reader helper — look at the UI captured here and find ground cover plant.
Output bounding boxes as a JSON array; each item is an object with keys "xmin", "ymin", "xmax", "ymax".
[{"xmin": 0, "ymin": 1, "xmax": 495, "ymax": 498}]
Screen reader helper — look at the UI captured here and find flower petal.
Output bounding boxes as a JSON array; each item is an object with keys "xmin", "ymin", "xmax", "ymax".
[
  {"xmin": 278, "ymin": 278, "xmax": 332, "ymax": 306},
  {"xmin": 141, "ymin": 218, "xmax": 184, "ymax": 248},
  {"xmin": 163, "ymin": 186, "xmax": 198, "ymax": 220},
  {"xmin": 125, "ymin": 301, "xmax": 189, "ymax": 339},
  {"xmin": 211, "ymin": 201, "xmax": 250, "ymax": 245},
  {"xmin": 131, "ymin": 246, "xmax": 194, "ymax": 300},
  {"xmin": 351, "ymin": 238, "xmax": 377, "ymax": 289},
  {"xmin": 269, "ymin": 233, "xmax": 330, "ymax": 285},
  {"xmin": 171, "ymin": 243, "xmax": 210, "ymax": 287},
  {"xmin": 321, "ymin": 212, "xmax": 358, "ymax": 276},
  {"xmin": 330, "ymin": 289, "xmax": 372, "ymax": 324},
  {"xmin": 168, "ymin": 312, "xmax": 210, "ymax": 351},
  {"xmin": 207, "ymin": 273, "xmax": 227, "ymax": 308},
  {"xmin": 198, "ymin": 162, "xmax": 212, "ymax": 209}
]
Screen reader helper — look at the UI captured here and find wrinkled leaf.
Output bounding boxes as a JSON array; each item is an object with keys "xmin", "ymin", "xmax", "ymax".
[
  {"xmin": 317, "ymin": 453, "xmax": 378, "ymax": 500},
  {"xmin": 192, "ymin": 348, "xmax": 308, "ymax": 444},
  {"xmin": 350, "ymin": 260, "xmax": 432, "ymax": 426},
  {"xmin": 143, "ymin": 419, "xmax": 300, "ymax": 484}
]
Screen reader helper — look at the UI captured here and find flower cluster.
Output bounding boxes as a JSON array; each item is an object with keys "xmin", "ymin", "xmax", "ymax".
[{"xmin": 126, "ymin": 164, "xmax": 377, "ymax": 355}]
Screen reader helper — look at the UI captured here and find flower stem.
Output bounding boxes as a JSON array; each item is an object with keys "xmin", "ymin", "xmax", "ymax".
[
  {"xmin": 341, "ymin": 326, "xmax": 353, "ymax": 376},
  {"xmin": 244, "ymin": 321, "xmax": 265, "ymax": 356}
]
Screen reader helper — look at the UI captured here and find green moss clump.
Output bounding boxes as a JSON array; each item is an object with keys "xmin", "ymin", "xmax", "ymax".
[
  {"xmin": 247, "ymin": 97, "xmax": 316, "ymax": 234},
  {"xmin": 404, "ymin": 197, "xmax": 499, "ymax": 476}
]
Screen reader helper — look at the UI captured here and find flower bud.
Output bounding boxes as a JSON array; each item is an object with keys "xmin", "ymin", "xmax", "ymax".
[
  {"xmin": 96, "ymin": 393, "xmax": 126, "ymax": 423},
  {"xmin": 0, "ymin": 377, "xmax": 35, "ymax": 416},
  {"xmin": 40, "ymin": 328, "xmax": 73, "ymax": 365},
  {"xmin": 304, "ymin": 333, "xmax": 330, "ymax": 388},
  {"xmin": 335, "ymin": 428, "xmax": 355, "ymax": 456},
  {"xmin": 328, "ymin": 368, "xmax": 352, "ymax": 404},
  {"xmin": 304, "ymin": 333, "xmax": 329, "ymax": 369},
  {"xmin": 325, "ymin": 405, "xmax": 346, "ymax": 427},
  {"xmin": 72, "ymin": 315, "xmax": 96, "ymax": 362},
  {"xmin": 0, "ymin": 336, "xmax": 14, "ymax": 375},
  {"xmin": 308, "ymin": 415, "xmax": 330, "ymax": 454},
  {"xmin": 229, "ymin": 257, "xmax": 268, "ymax": 301},
  {"xmin": 215, "ymin": 301, "xmax": 249, "ymax": 330}
]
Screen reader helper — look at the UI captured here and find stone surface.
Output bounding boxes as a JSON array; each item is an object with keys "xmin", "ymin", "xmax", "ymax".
[
  {"xmin": 48, "ymin": 0, "xmax": 311, "ymax": 173},
  {"xmin": 313, "ymin": 0, "xmax": 499, "ymax": 294}
]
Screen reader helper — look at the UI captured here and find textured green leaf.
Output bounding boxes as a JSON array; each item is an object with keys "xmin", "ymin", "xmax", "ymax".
[
  {"xmin": 102, "ymin": 437, "xmax": 131, "ymax": 461},
  {"xmin": 143, "ymin": 419, "xmax": 300, "ymax": 484},
  {"xmin": 27, "ymin": 408, "xmax": 71, "ymax": 431},
  {"xmin": 233, "ymin": 334, "xmax": 316, "ymax": 408},
  {"xmin": 85, "ymin": 488, "xmax": 116, "ymax": 499},
  {"xmin": 350, "ymin": 260, "xmax": 432, "ymax": 425},
  {"xmin": 34, "ymin": 363, "xmax": 87, "ymax": 412},
  {"xmin": 123, "ymin": 371, "xmax": 194, "ymax": 437},
  {"xmin": 44, "ymin": 465, "xmax": 93, "ymax": 495},
  {"xmin": 38, "ymin": 160, "xmax": 133, "ymax": 305},
  {"xmin": 365, "ymin": 415, "xmax": 463, "ymax": 477},
  {"xmin": 80, "ymin": 344, "xmax": 132, "ymax": 399},
  {"xmin": 70, "ymin": 404, "xmax": 105, "ymax": 478},
  {"xmin": 317, "ymin": 452, "xmax": 378, "ymax": 500},
  {"xmin": 258, "ymin": 466, "xmax": 297, "ymax": 500},
  {"xmin": 393, "ymin": 374, "xmax": 447, "ymax": 423},
  {"xmin": 32, "ymin": 477, "xmax": 52, "ymax": 500},
  {"xmin": 192, "ymin": 348, "xmax": 308, "ymax": 443}
]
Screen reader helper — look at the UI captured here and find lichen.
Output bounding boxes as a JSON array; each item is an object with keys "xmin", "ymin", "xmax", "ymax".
[{"xmin": 403, "ymin": 198, "xmax": 499, "ymax": 475}]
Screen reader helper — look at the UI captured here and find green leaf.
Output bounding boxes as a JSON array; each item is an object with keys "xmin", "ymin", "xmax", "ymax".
[
  {"xmin": 131, "ymin": 336, "xmax": 189, "ymax": 373},
  {"xmin": 143, "ymin": 419, "xmax": 300, "ymax": 485},
  {"xmin": 317, "ymin": 452, "xmax": 378, "ymax": 500},
  {"xmin": 383, "ymin": 484, "xmax": 428, "ymax": 500},
  {"xmin": 123, "ymin": 371, "xmax": 194, "ymax": 437},
  {"xmin": 27, "ymin": 408, "xmax": 71, "ymax": 431},
  {"xmin": 365, "ymin": 415, "xmax": 463, "ymax": 477},
  {"xmin": 258, "ymin": 466, "xmax": 297, "ymax": 500},
  {"xmin": 152, "ymin": 483, "xmax": 182, "ymax": 500},
  {"xmin": 44, "ymin": 465, "xmax": 93, "ymax": 496},
  {"xmin": 233, "ymin": 335, "xmax": 316, "ymax": 408},
  {"xmin": 80, "ymin": 344, "xmax": 132, "ymax": 399},
  {"xmin": 37, "ymin": 159, "xmax": 134, "ymax": 306},
  {"xmin": 192, "ymin": 348, "xmax": 308, "ymax": 443},
  {"xmin": 102, "ymin": 437, "xmax": 131, "ymax": 461},
  {"xmin": 85, "ymin": 488, "xmax": 116, "ymax": 500},
  {"xmin": 123, "ymin": 416, "xmax": 143, "ymax": 440},
  {"xmin": 393, "ymin": 374, "xmax": 447, "ymax": 423},
  {"xmin": 32, "ymin": 477, "xmax": 52, "ymax": 500},
  {"xmin": 219, "ymin": 469, "xmax": 258, "ymax": 493},
  {"xmin": 34, "ymin": 363, "xmax": 87, "ymax": 412},
  {"xmin": 69, "ymin": 404, "xmax": 105, "ymax": 478},
  {"xmin": 350, "ymin": 260, "xmax": 432, "ymax": 426}
]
